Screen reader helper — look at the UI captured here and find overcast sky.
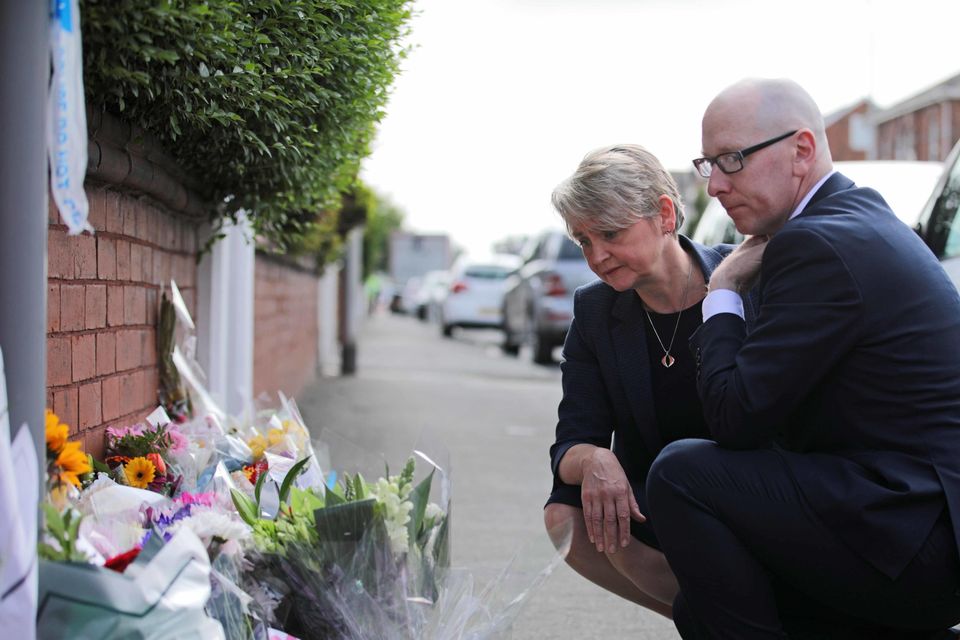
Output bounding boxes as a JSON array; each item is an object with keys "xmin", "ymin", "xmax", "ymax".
[{"xmin": 360, "ymin": 0, "xmax": 960, "ymax": 257}]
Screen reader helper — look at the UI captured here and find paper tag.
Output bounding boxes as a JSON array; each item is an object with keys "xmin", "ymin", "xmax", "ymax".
[{"xmin": 145, "ymin": 406, "xmax": 171, "ymax": 428}]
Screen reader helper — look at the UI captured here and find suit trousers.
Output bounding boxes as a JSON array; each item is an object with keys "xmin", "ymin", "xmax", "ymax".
[{"xmin": 646, "ymin": 439, "xmax": 960, "ymax": 639}]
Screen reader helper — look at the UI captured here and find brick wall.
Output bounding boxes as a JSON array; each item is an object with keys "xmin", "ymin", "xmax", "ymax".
[
  {"xmin": 47, "ymin": 185, "xmax": 200, "ymax": 459},
  {"xmin": 253, "ymin": 255, "xmax": 319, "ymax": 399}
]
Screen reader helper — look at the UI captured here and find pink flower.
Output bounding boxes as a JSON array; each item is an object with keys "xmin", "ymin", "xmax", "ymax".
[
  {"xmin": 106, "ymin": 423, "xmax": 145, "ymax": 441},
  {"xmin": 166, "ymin": 426, "xmax": 189, "ymax": 454}
]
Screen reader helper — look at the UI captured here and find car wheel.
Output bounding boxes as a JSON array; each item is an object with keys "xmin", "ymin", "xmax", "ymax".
[
  {"xmin": 531, "ymin": 330, "xmax": 554, "ymax": 364},
  {"xmin": 442, "ymin": 323, "xmax": 454, "ymax": 337},
  {"xmin": 501, "ymin": 327, "xmax": 520, "ymax": 356}
]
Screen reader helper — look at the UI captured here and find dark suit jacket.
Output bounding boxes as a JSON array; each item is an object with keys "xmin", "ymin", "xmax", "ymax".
[
  {"xmin": 550, "ymin": 236, "xmax": 757, "ymax": 485},
  {"xmin": 691, "ymin": 172, "xmax": 960, "ymax": 579}
]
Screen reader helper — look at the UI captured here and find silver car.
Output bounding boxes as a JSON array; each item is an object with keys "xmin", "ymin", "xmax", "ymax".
[{"xmin": 501, "ymin": 230, "xmax": 596, "ymax": 364}]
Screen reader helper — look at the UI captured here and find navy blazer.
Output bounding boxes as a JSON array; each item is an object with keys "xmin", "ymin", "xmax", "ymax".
[
  {"xmin": 550, "ymin": 236, "xmax": 757, "ymax": 486},
  {"xmin": 691, "ymin": 172, "xmax": 960, "ymax": 579}
]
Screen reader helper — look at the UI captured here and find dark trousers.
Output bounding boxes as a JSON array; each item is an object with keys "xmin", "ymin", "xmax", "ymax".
[{"xmin": 645, "ymin": 439, "xmax": 960, "ymax": 639}]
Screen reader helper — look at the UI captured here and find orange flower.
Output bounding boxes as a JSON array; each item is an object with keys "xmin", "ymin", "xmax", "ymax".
[
  {"xmin": 45, "ymin": 410, "xmax": 69, "ymax": 454},
  {"xmin": 146, "ymin": 452, "xmax": 167, "ymax": 476},
  {"xmin": 124, "ymin": 457, "xmax": 156, "ymax": 489},
  {"xmin": 55, "ymin": 441, "xmax": 92, "ymax": 487}
]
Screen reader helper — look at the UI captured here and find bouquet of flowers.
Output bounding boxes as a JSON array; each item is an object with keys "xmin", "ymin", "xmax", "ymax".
[
  {"xmin": 231, "ymin": 453, "xmax": 448, "ymax": 640},
  {"xmin": 104, "ymin": 418, "xmax": 187, "ymax": 496}
]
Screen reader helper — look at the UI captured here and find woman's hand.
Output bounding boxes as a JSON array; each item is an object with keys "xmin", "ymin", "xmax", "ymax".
[{"xmin": 580, "ymin": 448, "xmax": 645, "ymax": 554}]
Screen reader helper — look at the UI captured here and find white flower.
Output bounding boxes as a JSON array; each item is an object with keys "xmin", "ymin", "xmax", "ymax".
[
  {"xmin": 368, "ymin": 475, "xmax": 414, "ymax": 555},
  {"xmin": 166, "ymin": 506, "xmax": 252, "ymax": 546}
]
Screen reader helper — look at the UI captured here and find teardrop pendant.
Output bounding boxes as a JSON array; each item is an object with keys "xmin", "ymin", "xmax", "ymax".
[{"xmin": 661, "ymin": 353, "xmax": 675, "ymax": 368}]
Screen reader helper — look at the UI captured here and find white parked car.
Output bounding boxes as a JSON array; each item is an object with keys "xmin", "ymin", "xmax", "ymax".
[
  {"xmin": 692, "ymin": 160, "xmax": 944, "ymax": 246},
  {"xmin": 918, "ymin": 139, "xmax": 960, "ymax": 290},
  {"xmin": 440, "ymin": 254, "xmax": 522, "ymax": 337},
  {"xmin": 412, "ymin": 269, "xmax": 452, "ymax": 322}
]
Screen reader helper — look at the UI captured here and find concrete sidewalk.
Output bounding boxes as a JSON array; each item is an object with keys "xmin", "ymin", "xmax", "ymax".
[{"xmin": 296, "ymin": 312, "xmax": 678, "ymax": 639}]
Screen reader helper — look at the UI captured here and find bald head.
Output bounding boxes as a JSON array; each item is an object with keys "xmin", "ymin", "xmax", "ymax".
[
  {"xmin": 705, "ymin": 78, "xmax": 832, "ymax": 166},
  {"xmin": 699, "ymin": 78, "xmax": 834, "ymax": 236}
]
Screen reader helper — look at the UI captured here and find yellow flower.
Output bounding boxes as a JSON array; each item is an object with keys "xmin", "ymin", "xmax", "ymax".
[
  {"xmin": 55, "ymin": 441, "xmax": 92, "ymax": 488},
  {"xmin": 248, "ymin": 434, "xmax": 267, "ymax": 460},
  {"xmin": 45, "ymin": 410, "xmax": 69, "ymax": 454},
  {"xmin": 124, "ymin": 457, "xmax": 156, "ymax": 489},
  {"xmin": 267, "ymin": 428, "xmax": 285, "ymax": 447}
]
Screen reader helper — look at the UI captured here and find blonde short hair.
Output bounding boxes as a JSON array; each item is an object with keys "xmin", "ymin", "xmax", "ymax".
[{"xmin": 551, "ymin": 144, "xmax": 685, "ymax": 235}]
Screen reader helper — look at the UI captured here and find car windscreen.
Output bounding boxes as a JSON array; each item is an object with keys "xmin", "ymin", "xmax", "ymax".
[
  {"xmin": 558, "ymin": 236, "xmax": 584, "ymax": 260},
  {"xmin": 464, "ymin": 265, "xmax": 513, "ymax": 279}
]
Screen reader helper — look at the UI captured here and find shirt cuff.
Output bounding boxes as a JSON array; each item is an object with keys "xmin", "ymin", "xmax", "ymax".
[{"xmin": 702, "ymin": 289, "xmax": 744, "ymax": 321}]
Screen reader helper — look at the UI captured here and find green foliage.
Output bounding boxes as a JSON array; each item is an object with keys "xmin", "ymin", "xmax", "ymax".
[
  {"xmin": 362, "ymin": 187, "xmax": 406, "ymax": 278},
  {"xmin": 80, "ymin": 0, "xmax": 415, "ymax": 252},
  {"xmin": 231, "ymin": 456, "xmax": 321, "ymax": 552},
  {"xmin": 39, "ymin": 504, "xmax": 88, "ymax": 563}
]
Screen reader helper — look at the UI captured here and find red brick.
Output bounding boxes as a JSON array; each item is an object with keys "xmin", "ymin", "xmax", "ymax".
[
  {"xmin": 46, "ymin": 336, "xmax": 72, "ymax": 386},
  {"xmin": 145, "ymin": 288, "xmax": 158, "ymax": 327},
  {"xmin": 71, "ymin": 334, "xmax": 96, "ymax": 382},
  {"xmin": 60, "ymin": 284, "xmax": 85, "ymax": 331},
  {"xmin": 84, "ymin": 424, "xmax": 107, "ymax": 461},
  {"xmin": 182, "ymin": 224, "xmax": 197, "ymax": 254},
  {"xmin": 116, "ymin": 239, "xmax": 131, "ymax": 281},
  {"xmin": 84, "ymin": 284, "xmax": 107, "ymax": 329},
  {"xmin": 97, "ymin": 236, "xmax": 116, "ymax": 279},
  {"xmin": 87, "ymin": 189, "xmax": 106, "ymax": 232},
  {"xmin": 105, "ymin": 190, "xmax": 123, "ymax": 233},
  {"xmin": 141, "ymin": 328, "xmax": 157, "ymax": 367},
  {"xmin": 123, "ymin": 202, "xmax": 138, "ymax": 237},
  {"xmin": 47, "ymin": 228, "xmax": 73, "ymax": 279},
  {"xmin": 116, "ymin": 329, "xmax": 142, "ymax": 371},
  {"xmin": 75, "ymin": 233, "xmax": 97, "ymax": 279},
  {"xmin": 96, "ymin": 332, "xmax": 116, "ymax": 376},
  {"xmin": 143, "ymin": 369, "xmax": 159, "ymax": 408},
  {"xmin": 123, "ymin": 286, "xmax": 146, "ymax": 325},
  {"xmin": 107, "ymin": 285, "xmax": 124, "ymax": 327},
  {"xmin": 142, "ymin": 246, "xmax": 154, "ymax": 282},
  {"xmin": 53, "ymin": 387, "xmax": 79, "ymax": 434},
  {"xmin": 129, "ymin": 243, "xmax": 143, "ymax": 282},
  {"xmin": 153, "ymin": 250, "xmax": 165, "ymax": 283},
  {"xmin": 47, "ymin": 284, "xmax": 60, "ymax": 332},
  {"xmin": 78, "ymin": 381, "xmax": 102, "ymax": 430},
  {"xmin": 119, "ymin": 370, "xmax": 143, "ymax": 416},
  {"xmin": 101, "ymin": 376, "xmax": 120, "ymax": 421}
]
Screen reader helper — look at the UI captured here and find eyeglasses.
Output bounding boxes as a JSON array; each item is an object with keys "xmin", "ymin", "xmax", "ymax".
[{"xmin": 692, "ymin": 130, "xmax": 798, "ymax": 178}]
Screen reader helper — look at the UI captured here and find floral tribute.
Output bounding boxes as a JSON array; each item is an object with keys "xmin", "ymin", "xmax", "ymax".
[{"xmin": 36, "ymin": 281, "xmax": 552, "ymax": 639}]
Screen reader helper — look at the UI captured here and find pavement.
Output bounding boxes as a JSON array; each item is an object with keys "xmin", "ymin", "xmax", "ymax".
[{"xmin": 296, "ymin": 311, "xmax": 678, "ymax": 639}]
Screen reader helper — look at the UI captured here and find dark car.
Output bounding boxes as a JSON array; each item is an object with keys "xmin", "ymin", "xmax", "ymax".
[{"xmin": 501, "ymin": 230, "xmax": 596, "ymax": 364}]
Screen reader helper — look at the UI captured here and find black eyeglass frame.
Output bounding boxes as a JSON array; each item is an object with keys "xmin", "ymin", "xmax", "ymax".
[{"xmin": 692, "ymin": 130, "xmax": 799, "ymax": 178}]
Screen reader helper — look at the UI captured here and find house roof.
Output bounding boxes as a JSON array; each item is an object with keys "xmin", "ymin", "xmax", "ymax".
[
  {"xmin": 874, "ymin": 70, "xmax": 960, "ymax": 123},
  {"xmin": 824, "ymin": 98, "xmax": 874, "ymax": 128}
]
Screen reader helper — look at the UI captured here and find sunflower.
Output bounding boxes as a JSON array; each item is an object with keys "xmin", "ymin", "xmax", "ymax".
[
  {"xmin": 124, "ymin": 456, "xmax": 156, "ymax": 489},
  {"xmin": 55, "ymin": 441, "xmax": 92, "ymax": 487},
  {"xmin": 45, "ymin": 410, "xmax": 69, "ymax": 454}
]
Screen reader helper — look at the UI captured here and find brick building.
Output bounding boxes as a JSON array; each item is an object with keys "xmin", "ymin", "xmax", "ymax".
[{"xmin": 873, "ymin": 72, "xmax": 960, "ymax": 162}]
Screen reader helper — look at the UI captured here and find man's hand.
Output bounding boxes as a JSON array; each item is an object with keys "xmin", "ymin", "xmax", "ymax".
[
  {"xmin": 709, "ymin": 235, "xmax": 770, "ymax": 294},
  {"xmin": 580, "ymin": 448, "xmax": 645, "ymax": 554}
]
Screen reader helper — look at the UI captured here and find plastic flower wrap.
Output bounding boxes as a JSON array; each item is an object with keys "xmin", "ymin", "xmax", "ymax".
[{"xmin": 231, "ymin": 449, "xmax": 452, "ymax": 639}]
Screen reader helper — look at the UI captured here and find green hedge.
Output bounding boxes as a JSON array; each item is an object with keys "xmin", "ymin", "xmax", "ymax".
[{"xmin": 81, "ymin": 0, "xmax": 414, "ymax": 251}]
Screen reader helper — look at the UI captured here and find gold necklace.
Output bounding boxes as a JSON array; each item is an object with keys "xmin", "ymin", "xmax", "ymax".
[{"xmin": 643, "ymin": 258, "xmax": 694, "ymax": 368}]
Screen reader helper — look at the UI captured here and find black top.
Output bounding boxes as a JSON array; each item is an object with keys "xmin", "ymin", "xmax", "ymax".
[{"xmin": 642, "ymin": 298, "xmax": 709, "ymax": 445}]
